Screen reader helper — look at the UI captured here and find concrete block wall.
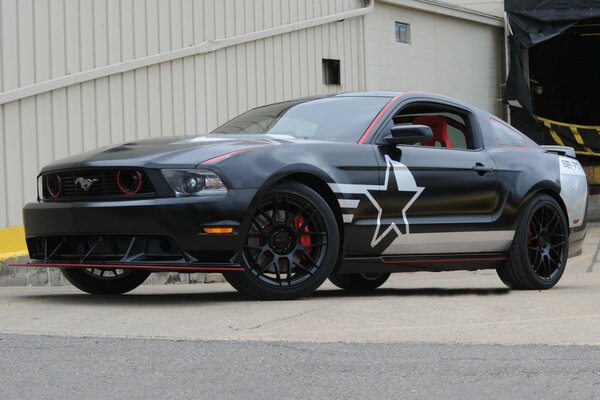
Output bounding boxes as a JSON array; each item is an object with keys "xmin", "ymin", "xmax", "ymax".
[{"xmin": 0, "ymin": 256, "xmax": 225, "ymax": 287}]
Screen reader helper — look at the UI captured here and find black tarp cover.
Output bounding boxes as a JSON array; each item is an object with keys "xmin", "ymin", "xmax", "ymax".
[
  {"xmin": 504, "ymin": 0, "xmax": 600, "ymax": 108},
  {"xmin": 503, "ymin": 0, "xmax": 600, "ymax": 153},
  {"xmin": 505, "ymin": 0, "xmax": 600, "ymax": 48}
]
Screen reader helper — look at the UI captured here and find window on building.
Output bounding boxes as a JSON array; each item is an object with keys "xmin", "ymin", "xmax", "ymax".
[
  {"xmin": 322, "ymin": 59, "xmax": 341, "ymax": 85},
  {"xmin": 395, "ymin": 22, "xmax": 410, "ymax": 44}
]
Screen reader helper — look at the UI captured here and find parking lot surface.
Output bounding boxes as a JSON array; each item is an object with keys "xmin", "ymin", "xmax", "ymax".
[{"xmin": 1, "ymin": 224, "xmax": 600, "ymax": 399}]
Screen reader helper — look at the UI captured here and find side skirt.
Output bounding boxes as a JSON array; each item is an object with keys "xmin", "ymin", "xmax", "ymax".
[{"xmin": 338, "ymin": 253, "xmax": 508, "ymax": 274}]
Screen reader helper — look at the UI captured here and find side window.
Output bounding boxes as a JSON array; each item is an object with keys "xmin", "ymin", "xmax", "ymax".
[
  {"xmin": 391, "ymin": 105, "xmax": 474, "ymax": 149},
  {"xmin": 490, "ymin": 119, "xmax": 527, "ymax": 147}
]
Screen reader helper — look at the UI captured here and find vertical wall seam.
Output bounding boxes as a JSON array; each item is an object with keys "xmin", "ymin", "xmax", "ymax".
[
  {"xmin": 167, "ymin": 0, "xmax": 172, "ymax": 50},
  {"xmin": 145, "ymin": 0, "xmax": 149, "ymax": 55},
  {"xmin": 108, "ymin": 77, "xmax": 113, "ymax": 142},
  {"xmin": 32, "ymin": 0, "xmax": 38, "ymax": 83},
  {"xmin": 49, "ymin": 91, "xmax": 55, "ymax": 165},
  {"xmin": 118, "ymin": 2, "xmax": 123, "ymax": 61},
  {"xmin": 202, "ymin": 56, "xmax": 208, "ymax": 133},
  {"xmin": 158, "ymin": 65, "xmax": 164, "ymax": 135},
  {"xmin": 146, "ymin": 67, "xmax": 151, "ymax": 136},
  {"xmin": 0, "ymin": 1, "xmax": 4, "ymax": 92},
  {"xmin": 65, "ymin": 85, "xmax": 71, "ymax": 155},
  {"xmin": 179, "ymin": 0, "xmax": 184, "ymax": 48},
  {"xmin": 18, "ymin": 100, "xmax": 24, "ymax": 212},
  {"xmin": 91, "ymin": 0, "xmax": 96, "ymax": 68},
  {"xmin": 79, "ymin": 84, "xmax": 84, "ymax": 152},
  {"xmin": 169, "ymin": 61, "xmax": 174, "ymax": 133},
  {"xmin": 1, "ymin": 106, "xmax": 8, "ymax": 223},
  {"xmin": 120, "ymin": 73, "xmax": 126, "ymax": 140},
  {"xmin": 105, "ymin": 0, "xmax": 110, "ymax": 65},
  {"xmin": 191, "ymin": 0, "xmax": 196, "ymax": 43},
  {"xmin": 180, "ymin": 59, "xmax": 186, "ymax": 133},
  {"xmin": 93, "ymin": 80, "xmax": 98, "ymax": 148},
  {"xmin": 193, "ymin": 56, "xmax": 198, "ymax": 133},
  {"xmin": 47, "ymin": 2, "xmax": 53, "ymax": 78},
  {"xmin": 133, "ymin": 71, "xmax": 138, "ymax": 140},
  {"xmin": 77, "ymin": 1, "xmax": 82, "ymax": 72},
  {"xmin": 16, "ymin": 1, "xmax": 21, "ymax": 87},
  {"xmin": 62, "ymin": 0, "xmax": 68, "ymax": 75}
]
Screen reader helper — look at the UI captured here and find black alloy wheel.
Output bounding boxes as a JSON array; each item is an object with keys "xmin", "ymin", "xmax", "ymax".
[
  {"xmin": 61, "ymin": 268, "xmax": 151, "ymax": 294},
  {"xmin": 497, "ymin": 194, "xmax": 568, "ymax": 290},
  {"xmin": 84, "ymin": 268, "xmax": 130, "ymax": 279},
  {"xmin": 526, "ymin": 204, "xmax": 567, "ymax": 280},
  {"xmin": 224, "ymin": 181, "xmax": 339, "ymax": 300}
]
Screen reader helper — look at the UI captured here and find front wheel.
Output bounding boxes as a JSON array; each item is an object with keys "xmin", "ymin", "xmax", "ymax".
[
  {"xmin": 329, "ymin": 272, "xmax": 391, "ymax": 290},
  {"xmin": 497, "ymin": 194, "xmax": 568, "ymax": 290},
  {"xmin": 224, "ymin": 181, "xmax": 340, "ymax": 300},
  {"xmin": 61, "ymin": 268, "xmax": 150, "ymax": 294}
]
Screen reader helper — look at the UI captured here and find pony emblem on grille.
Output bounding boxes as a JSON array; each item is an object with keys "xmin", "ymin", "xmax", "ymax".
[{"xmin": 74, "ymin": 177, "xmax": 99, "ymax": 192}]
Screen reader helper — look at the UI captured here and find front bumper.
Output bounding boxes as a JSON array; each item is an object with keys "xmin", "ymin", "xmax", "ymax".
[{"xmin": 22, "ymin": 188, "xmax": 259, "ymax": 269}]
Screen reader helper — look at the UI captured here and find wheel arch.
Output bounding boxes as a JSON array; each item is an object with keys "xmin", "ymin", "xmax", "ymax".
[
  {"xmin": 238, "ymin": 169, "xmax": 345, "ymax": 266},
  {"xmin": 536, "ymin": 188, "xmax": 569, "ymax": 227},
  {"xmin": 521, "ymin": 186, "xmax": 569, "ymax": 229}
]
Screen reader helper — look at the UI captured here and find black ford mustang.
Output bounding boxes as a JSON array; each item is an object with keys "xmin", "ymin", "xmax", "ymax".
[{"xmin": 17, "ymin": 92, "xmax": 588, "ymax": 299}]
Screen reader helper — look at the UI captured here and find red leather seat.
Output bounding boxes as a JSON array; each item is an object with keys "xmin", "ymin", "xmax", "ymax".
[{"xmin": 413, "ymin": 116, "xmax": 451, "ymax": 148}]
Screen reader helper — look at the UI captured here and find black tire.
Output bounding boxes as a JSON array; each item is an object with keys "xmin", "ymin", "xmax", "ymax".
[
  {"xmin": 223, "ymin": 181, "xmax": 340, "ymax": 300},
  {"xmin": 61, "ymin": 268, "xmax": 150, "ymax": 295},
  {"xmin": 497, "ymin": 194, "xmax": 568, "ymax": 290},
  {"xmin": 329, "ymin": 272, "xmax": 391, "ymax": 290}
]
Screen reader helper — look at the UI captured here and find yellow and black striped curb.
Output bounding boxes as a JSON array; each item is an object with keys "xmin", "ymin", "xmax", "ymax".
[
  {"xmin": 0, "ymin": 226, "xmax": 28, "ymax": 262},
  {"xmin": 535, "ymin": 115, "xmax": 600, "ymax": 157}
]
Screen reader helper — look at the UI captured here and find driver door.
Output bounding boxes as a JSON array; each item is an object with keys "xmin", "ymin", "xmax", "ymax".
[{"xmin": 370, "ymin": 101, "xmax": 500, "ymax": 256}]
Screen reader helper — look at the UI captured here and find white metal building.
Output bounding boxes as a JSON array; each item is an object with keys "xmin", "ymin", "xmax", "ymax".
[{"xmin": 0, "ymin": 0, "xmax": 503, "ymax": 229}]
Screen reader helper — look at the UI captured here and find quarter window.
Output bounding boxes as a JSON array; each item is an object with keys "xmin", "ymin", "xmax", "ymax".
[{"xmin": 490, "ymin": 119, "xmax": 527, "ymax": 147}]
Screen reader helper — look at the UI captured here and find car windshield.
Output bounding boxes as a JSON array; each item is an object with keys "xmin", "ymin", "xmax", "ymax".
[{"xmin": 209, "ymin": 96, "xmax": 391, "ymax": 142}]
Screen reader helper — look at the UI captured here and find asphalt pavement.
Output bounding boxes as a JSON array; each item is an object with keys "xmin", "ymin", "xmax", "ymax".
[{"xmin": 1, "ymin": 224, "xmax": 600, "ymax": 399}]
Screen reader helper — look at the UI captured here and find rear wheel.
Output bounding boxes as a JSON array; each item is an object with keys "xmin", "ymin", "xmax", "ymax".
[
  {"xmin": 224, "ymin": 181, "xmax": 340, "ymax": 300},
  {"xmin": 61, "ymin": 268, "xmax": 150, "ymax": 295},
  {"xmin": 329, "ymin": 272, "xmax": 390, "ymax": 290},
  {"xmin": 497, "ymin": 194, "xmax": 568, "ymax": 290}
]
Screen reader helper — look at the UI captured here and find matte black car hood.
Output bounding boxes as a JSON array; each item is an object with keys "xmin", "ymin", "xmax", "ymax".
[{"xmin": 40, "ymin": 134, "xmax": 297, "ymax": 172}]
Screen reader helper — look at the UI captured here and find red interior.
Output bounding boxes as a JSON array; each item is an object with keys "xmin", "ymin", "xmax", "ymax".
[{"xmin": 412, "ymin": 115, "xmax": 451, "ymax": 148}]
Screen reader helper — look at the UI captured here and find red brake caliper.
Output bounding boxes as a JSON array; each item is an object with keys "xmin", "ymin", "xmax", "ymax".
[{"xmin": 294, "ymin": 215, "xmax": 312, "ymax": 254}]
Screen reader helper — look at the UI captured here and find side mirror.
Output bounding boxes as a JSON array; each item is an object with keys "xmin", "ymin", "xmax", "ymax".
[{"xmin": 383, "ymin": 124, "xmax": 433, "ymax": 145}]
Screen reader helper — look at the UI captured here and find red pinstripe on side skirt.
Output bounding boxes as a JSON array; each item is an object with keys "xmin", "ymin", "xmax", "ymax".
[
  {"xmin": 379, "ymin": 257, "xmax": 508, "ymax": 264},
  {"xmin": 357, "ymin": 94, "xmax": 404, "ymax": 144},
  {"xmin": 8, "ymin": 263, "xmax": 245, "ymax": 272}
]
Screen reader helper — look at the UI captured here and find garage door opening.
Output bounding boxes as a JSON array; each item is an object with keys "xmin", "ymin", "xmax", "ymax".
[{"xmin": 529, "ymin": 19, "xmax": 600, "ymax": 125}]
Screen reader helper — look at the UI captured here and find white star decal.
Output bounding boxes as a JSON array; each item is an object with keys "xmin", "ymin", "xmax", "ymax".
[
  {"xmin": 329, "ymin": 155, "xmax": 424, "ymax": 250},
  {"xmin": 366, "ymin": 156, "xmax": 424, "ymax": 247}
]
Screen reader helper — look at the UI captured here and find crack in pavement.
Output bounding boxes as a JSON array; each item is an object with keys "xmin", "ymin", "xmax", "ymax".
[
  {"xmin": 237, "ymin": 307, "xmax": 321, "ymax": 331},
  {"xmin": 587, "ymin": 242, "xmax": 600, "ymax": 273}
]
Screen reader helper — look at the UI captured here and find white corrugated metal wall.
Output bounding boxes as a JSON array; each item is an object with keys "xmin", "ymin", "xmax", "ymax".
[{"xmin": 0, "ymin": 0, "xmax": 368, "ymax": 228}]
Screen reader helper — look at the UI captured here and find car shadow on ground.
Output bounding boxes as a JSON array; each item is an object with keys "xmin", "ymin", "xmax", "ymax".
[{"xmin": 16, "ymin": 286, "xmax": 511, "ymax": 306}]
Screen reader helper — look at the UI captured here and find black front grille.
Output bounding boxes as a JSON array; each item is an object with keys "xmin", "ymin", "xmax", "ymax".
[{"xmin": 41, "ymin": 169, "xmax": 155, "ymax": 201}]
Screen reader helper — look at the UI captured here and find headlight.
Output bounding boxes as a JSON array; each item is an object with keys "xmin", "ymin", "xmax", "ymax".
[{"xmin": 161, "ymin": 169, "xmax": 227, "ymax": 197}]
